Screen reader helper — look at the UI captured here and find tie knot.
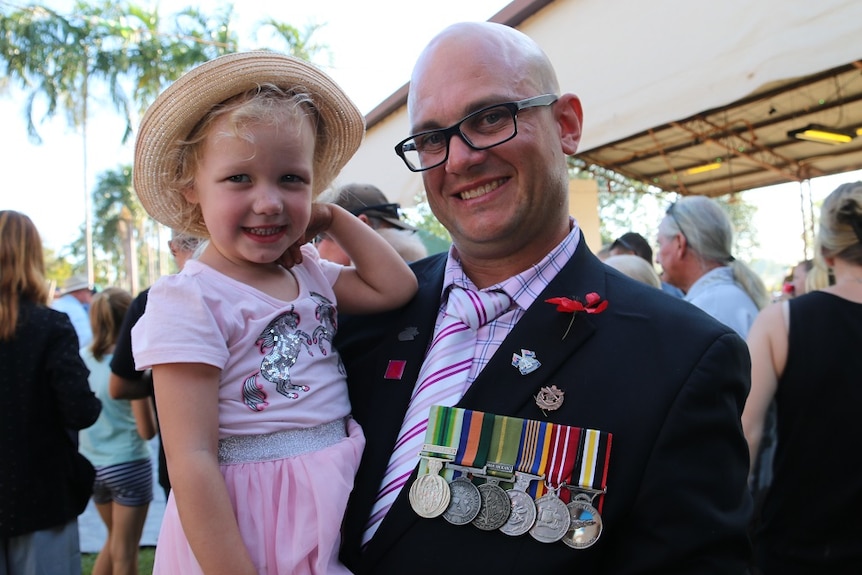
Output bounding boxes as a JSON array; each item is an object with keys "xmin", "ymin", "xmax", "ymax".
[{"xmin": 445, "ymin": 287, "xmax": 512, "ymax": 330}]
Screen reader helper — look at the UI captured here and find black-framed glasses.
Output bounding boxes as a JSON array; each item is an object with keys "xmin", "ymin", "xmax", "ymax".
[
  {"xmin": 394, "ymin": 94, "xmax": 559, "ymax": 172},
  {"xmin": 666, "ymin": 202, "xmax": 690, "ymax": 244}
]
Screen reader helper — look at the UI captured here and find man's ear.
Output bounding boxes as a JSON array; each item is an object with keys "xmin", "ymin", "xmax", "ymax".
[
  {"xmin": 557, "ymin": 93, "xmax": 583, "ymax": 156},
  {"xmin": 357, "ymin": 213, "xmax": 374, "ymax": 227}
]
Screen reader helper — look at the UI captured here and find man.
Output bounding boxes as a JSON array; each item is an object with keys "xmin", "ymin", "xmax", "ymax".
[
  {"xmin": 108, "ymin": 231, "xmax": 202, "ymax": 499},
  {"xmin": 51, "ymin": 272, "xmax": 94, "ymax": 347},
  {"xmin": 656, "ymin": 196, "xmax": 769, "ymax": 337},
  {"xmin": 336, "ymin": 22, "xmax": 752, "ymax": 574},
  {"xmin": 316, "ymin": 183, "xmax": 428, "ymax": 264},
  {"xmin": 610, "ymin": 231, "xmax": 683, "ymax": 296}
]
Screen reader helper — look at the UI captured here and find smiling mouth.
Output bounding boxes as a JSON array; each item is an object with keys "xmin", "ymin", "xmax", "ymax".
[
  {"xmin": 244, "ymin": 226, "xmax": 284, "ymax": 237},
  {"xmin": 459, "ymin": 179, "xmax": 505, "ymax": 200}
]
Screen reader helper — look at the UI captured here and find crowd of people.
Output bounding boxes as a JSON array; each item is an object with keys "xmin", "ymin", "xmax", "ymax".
[{"xmin": 1, "ymin": 20, "xmax": 860, "ymax": 575}]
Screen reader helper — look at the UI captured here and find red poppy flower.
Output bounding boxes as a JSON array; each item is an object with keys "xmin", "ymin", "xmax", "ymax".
[{"xmin": 545, "ymin": 293, "xmax": 608, "ymax": 339}]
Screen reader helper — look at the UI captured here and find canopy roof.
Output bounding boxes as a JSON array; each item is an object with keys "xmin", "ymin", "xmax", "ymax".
[
  {"xmin": 576, "ymin": 61, "xmax": 862, "ymax": 197},
  {"xmin": 341, "ymin": 0, "xmax": 862, "ymax": 203}
]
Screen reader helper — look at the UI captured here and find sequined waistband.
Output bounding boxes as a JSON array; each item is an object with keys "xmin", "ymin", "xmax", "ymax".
[{"xmin": 217, "ymin": 418, "xmax": 347, "ymax": 464}]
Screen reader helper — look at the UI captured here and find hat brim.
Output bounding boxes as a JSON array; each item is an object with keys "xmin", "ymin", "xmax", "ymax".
[
  {"xmin": 134, "ymin": 51, "xmax": 365, "ymax": 237},
  {"xmin": 376, "ymin": 215, "xmax": 417, "ymax": 232}
]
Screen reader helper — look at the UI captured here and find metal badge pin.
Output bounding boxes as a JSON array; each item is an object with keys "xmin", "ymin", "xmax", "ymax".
[
  {"xmin": 398, "ymin": 326, "xmax": 419, "ymax": 341},
  {"xmin": 512, "ymin": 349, "xmax": 541, "ymax": 375},
  {"xmin": 535, "ymin": 384, "xmax": 565, "ymax": 414}
]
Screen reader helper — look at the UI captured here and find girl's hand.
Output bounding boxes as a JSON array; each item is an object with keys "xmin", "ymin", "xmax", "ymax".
[{"xmin": 277, "ymin": 203, "xmax": 335, "ymax": 269}]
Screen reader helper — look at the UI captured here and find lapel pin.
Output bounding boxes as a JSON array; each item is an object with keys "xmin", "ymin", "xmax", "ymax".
[
  {"xmin": 384, "ymin": 360, "xmax": 407, "ymax": 380},
  {"xmin": 398, "ymin": 326, "xmax": 419, "ymax": 341},
  {"xmin": 512, "ymin": 349, "xmax": 541, "ymax": 375},
  {"xmin": 535, "ymin": 384, "xmax": 565, "ymax": 415}
]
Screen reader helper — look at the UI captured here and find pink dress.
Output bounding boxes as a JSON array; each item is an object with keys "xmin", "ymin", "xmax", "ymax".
[{"xmin": 133, "ymin": 246, "xmax": 365, "ymax": 574}]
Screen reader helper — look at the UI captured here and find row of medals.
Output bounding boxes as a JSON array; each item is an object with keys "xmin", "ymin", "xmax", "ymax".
[{"xmin": 409, "ymin": 459, "xmax": 603, "ymax": 549}]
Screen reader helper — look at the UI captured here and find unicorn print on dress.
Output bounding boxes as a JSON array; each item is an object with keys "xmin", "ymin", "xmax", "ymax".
[
  {"xmin": 310, "ymin": 292, "xmax": 337, "ymax": 355},
  {"xmin": 242, "ymin": 307, "xmax": 314, "ymax": 411}
]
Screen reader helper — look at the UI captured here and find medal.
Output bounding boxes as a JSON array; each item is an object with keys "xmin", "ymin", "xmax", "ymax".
[
  {"xmin": 442, "ymin": 476, "xmax": 481, "ymax": 525},
  {"xmin": 562, "ymin": 497, "xmax": 603, "ymax": 549},
  {"xmin": 471, "ymin": 477, "xmax": 511, "ymax": 531},
  {"xmin": 499, "ymin": 471, "xmax": 542, "ymax": 537},
  {"xmin": 529, "ymin": 488, "xmax": 571, "ymax": 543},
  {"xmin": 408, "ymin": 457, "xmax": 450, "ymax": 518}
]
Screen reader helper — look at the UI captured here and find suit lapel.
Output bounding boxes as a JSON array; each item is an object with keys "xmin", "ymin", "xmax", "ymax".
[{"xmin": 461, "ymin": 238, "xmax": 609, "ymax": 416}]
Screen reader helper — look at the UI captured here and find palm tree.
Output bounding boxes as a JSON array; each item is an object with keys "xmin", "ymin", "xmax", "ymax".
[{"xmin": 2, "ymin": 0, "xmax": 324, "ymax": 286}]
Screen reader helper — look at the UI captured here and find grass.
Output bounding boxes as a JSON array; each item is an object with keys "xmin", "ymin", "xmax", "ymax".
[{"xmin": 81, "ymin": 547, "xmax": 155, "ymax": 575}]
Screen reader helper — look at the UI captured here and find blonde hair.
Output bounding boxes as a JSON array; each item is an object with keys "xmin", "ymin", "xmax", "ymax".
[
  {"xmin": 0, "ymin": 211, "xmax": 49, "ymax": 341},
  {"xmin": 168, "ymin": 85, "xmax": 318, "ymax": 235},
  {"xmin": 604, "ymin": 254, "xmax": 662, "ymax": 289},
  {"xmin": 88, "ymin": 287, "xmax": 132, "ymax": 361},
  {"xmin": 818, "ymin": 181, "xmax": 862, "ymax": 265}
]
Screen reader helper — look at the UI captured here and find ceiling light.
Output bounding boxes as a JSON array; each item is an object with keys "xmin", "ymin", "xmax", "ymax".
[
  {"xmin": 685, "ymin": 162, "xmax": 723, "ymax": 175},
  {"xmin": 788, "ymin": 124, "xmax": 855, "ymax": 145}
]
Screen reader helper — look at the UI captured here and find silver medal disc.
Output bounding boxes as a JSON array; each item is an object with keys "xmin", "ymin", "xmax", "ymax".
[
  {"xmin": 561, "ymin": 500, "xmax": 603, "ymax": 549},
  {"xmin": 442, "ymin": 476, "xmax": 482, "ymax": 525},
  {"xmin": 529, "ymin": 493, "xmax": 571, "ymax": 543},
  {"xmin": 408, "ymin": 473, "xmax": 451, "ymax": 519},
  {"xmin": 471, "ymin": 483, "xmax": 511, "ymax": 531},
  {"xmin": 499, "ymin": 489, "xmax": 538, "ymax": 536}
]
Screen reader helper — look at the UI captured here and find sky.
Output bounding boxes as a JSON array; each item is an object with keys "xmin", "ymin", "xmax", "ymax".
[
  {"xmin": 1, "ymin": 0, "xmax": 860, "ymax": 278},
  {"xmin": 0, "ymin": 0, "xmax": 510, "ymax": 250}
]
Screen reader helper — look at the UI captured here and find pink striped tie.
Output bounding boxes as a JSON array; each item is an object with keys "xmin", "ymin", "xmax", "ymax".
[{"xmin": 362, "ymin": 286, "xmax": 512, "ymax": 545}]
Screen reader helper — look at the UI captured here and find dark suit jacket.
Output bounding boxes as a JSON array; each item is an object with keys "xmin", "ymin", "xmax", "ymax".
[{"xmin": 336, "ymin": 239, "xmax": 753, "ymax": 574}]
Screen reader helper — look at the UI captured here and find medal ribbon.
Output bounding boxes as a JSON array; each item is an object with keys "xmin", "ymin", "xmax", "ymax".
[
  {"xmin": 485, "ymin": 415, "xmax": 523, "ymax": 482},
  {"xmin": 453, "ymin": 409, "xmax": 495, "ymax": 469},
  {"xmin": 417, "ymin": 405, "xmax": 464, "ymax": 476},
  {"xmin": 570, "ymin": 428, "xmax": 613, "ymax": 512},
  {"xmin": 516, "ymin": 418, "xmax": 554, "ymax": 498},
  {"xmin": 546, "ymin": 423, "xmax": 581, "ymax": 503}
]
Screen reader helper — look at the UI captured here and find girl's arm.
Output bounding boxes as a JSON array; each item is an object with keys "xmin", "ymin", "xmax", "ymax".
[
  {"xmin": 132, "ymin": 396, "xmax": 158, "ymax": 440},
  {"xmin": 741, "ymin": 301, "xmax": 787, "ymax": 470},
  {"xmin": 153, "ymin": 362, "xmax": 257, "ymax": 575},
  {"xmin": 320, "ymin": 204, "xmax": 418, "ymax": 314}
]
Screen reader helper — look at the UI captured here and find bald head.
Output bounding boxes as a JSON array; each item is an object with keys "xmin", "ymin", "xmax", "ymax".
[{"xmin": 408, "ymin": 22, "xmax": 559, "ymax": 117}]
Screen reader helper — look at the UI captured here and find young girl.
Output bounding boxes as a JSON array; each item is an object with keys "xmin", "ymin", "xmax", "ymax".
[
  {"xmin": 131, "ymin": 52, "xmax": 418, "ymax": 575},
  {"xmin": 79, "ymin": 287, "xmax": 156, "ymax": 575}
]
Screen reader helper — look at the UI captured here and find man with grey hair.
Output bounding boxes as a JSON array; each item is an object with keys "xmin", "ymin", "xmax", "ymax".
[{"xmin": 656, "ymin": 195, "xmax": 769, "ymax": 337}]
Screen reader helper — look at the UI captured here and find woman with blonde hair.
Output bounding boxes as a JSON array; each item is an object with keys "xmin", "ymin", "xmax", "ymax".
[
  {"xmin": 0, "ymin": 210, "xmax": 101, "ymax": 574},
  {"xmin": 743, "ymin": 181, "xmax": 862, "ymax": 573},
  {"xmin": 80, "ymin": 287, "xmax": 156, "ymax": 575}
]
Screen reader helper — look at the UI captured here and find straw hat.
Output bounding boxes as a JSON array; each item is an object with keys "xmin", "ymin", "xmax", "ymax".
[{"xmin": 134, "ymin": 51, "xmax": 365, "ymax": 237}]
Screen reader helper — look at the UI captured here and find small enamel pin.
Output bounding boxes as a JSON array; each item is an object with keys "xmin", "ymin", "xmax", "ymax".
[
  {"xmin": 398, "ymin": 327, "xmax": 419, "ymax": 341},
  {"xmin": 535, "ymin": 384, "xmax": 565, "ymax": 415},
  {"xmin": 512, "ymin": 349, "xmax": 541, "ymax": 375}
]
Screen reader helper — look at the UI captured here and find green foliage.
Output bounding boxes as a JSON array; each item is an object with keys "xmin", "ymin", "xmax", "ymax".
[
  {"xmin": 0, "ymin": 0, "xmax": 326, "ymax": 282},
  {"xmin": 569, "ymin": 157, "xmax": 761, "ymax": 262},
  {"xmin": 405, "ymin": 191, "xmax": 451, "ymax": 245}
]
